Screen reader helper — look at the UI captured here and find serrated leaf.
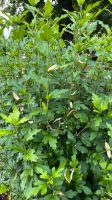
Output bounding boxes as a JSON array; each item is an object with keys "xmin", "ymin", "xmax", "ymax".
[
  {"xmin": 0, "ymin": 106, "xmax": 20, "ymax": 125},
  {"xmin": 34, "ymin": 181, "xmax": 47, "ymax": 195},
  {"xmin": 36, "ymin": 167, "xmax": 49, "ymax": 179},
  {"xmin": 43, "ymin": 135, "xmax": 57, "ymax": 149},
  {"xmin": 92, "ymin": 93, "xmax": 108, "ymax": 114},
  {"xmin": 19, "ymin": 117, "xmax": 29, "ymax": 124},
  {"xmin": 44, "ymin": 0, "xmax": 53, "ymax": 17},
  {"xmin": 24, "ymin": 149, "xmax": 38, "ymax": 162},
  {"xmin": 0, "ymin": 129, "xmax": 13, "ymax": 138},
  {"xmin": 49, "ymin": 89, "xmax": 69, "ymax": 99},
  {"xmin": 20, "ymin": 168, "xmax": 33, "ymax": 190},
  {"xmin": 25, "ymin": 129, "xmax": 41, "ymax": 141},
  {"xmin": 26, "ymin": 186, "xmax": 41, "ymax": 199},
  {"xmin": 52, "ymin": 167, "xmax": 62, "ymax": 178}
]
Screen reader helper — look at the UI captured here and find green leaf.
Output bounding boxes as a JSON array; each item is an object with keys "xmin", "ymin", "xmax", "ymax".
[
  {"xmin": 24, "ymin": 149, "xmax": 38, "ymax": 162},
  {"xmin": 0, "ymin": 184, "xmax": 8, "ymax": 194},
  {"xmin": 28, "ymin": 0, "xmax": 40, "ymax": 6},
  {"xmin": 8, "ymin": 142, "xmax": 24, "ymax": 153},
  {"xmin": 12, "ymin": 25, "xmax": 26, "ymax": 40},
  {"xmin": 64, "ymin": 168, "xmax": 74, "ymax": 183},
  {"xmin": 94, "ymin": 116, "xmax": 102, "ymax": 127},
  {"xmin": 11, "ymin": 105, "xmax": 20, "ymax": 120},
  {"xmin": 108, "ymin": 0, "xmax": 112, "ymax": 4},
  {"xmin": 20, "ymin": 168, "xmax": 33, "ymax": 190},
  {"xmin": 107, "ymin": 164, "xmax": 112, "ymax": 170},
  {"xmin": 0, "ymin": 105, "xmax": 20, "ymax": 125},
  {"xmin": 26, "ymin": 186, "xmax": 41, "ymax": 199},
  {"xmin": 82, "ymin": 186, "xmax": 92, "ymax": 195},
  {"xmin": 76, "ymin": 0, "xmax": 85, "ymax": 6},
  {"xmin": 65, "ymin": 190, "xmax": 77, "ymax": 199},
  {"xmin": 100, "ymin": 162, "xmax": 107, "ymax": 169},
  {"xmin": 25, "ymin": 129, "xmax": 41, "ymax": 141},
  {"xmin": 70, "ymin": 155, "xmax": 78, "ymax": 168},
  {"xmin": 43, "ymin": 135, "xmax": 57, "ymax": 149},
  {"xmin": 76, "ymin": 141, "xmax": 88, "ymax": 153},
  {"xmin": 44, "ymin": 0, "xmax": 53, "ymax": 17},
  {"xmin": 37, "ymin": 41, "xmax": 48, "ymax": 56},
  {"xmin": 81, "ymin": 132, "xmax": 91, "ymax": 147},
  {"xmin": 106, "ymin": 123, "xmax": 112, "ymax": 137},
  {"xmin": 92, "ymin": 93, "xmax": 108, "ymax": 113},
  {"xmin": 45, "ymin": 195, "xmax": 59, "ymax": 200},
  {"xmin": 52, "ymin": 167, "xmax": 63, "ymax": 178},
  {"xmin": 49, "ymin": 89, "xmax": 69, "ymax": 99},
  {"xmin": 34, "ymin": 181, "xmax": 47, "ymax": 195},
  {"xmin": 0, "ymin": 129, "xmax": 13, "ymax": 138},
  {"xmin": 19, "ymin": 117, "xmax": 29, "ymax": 124},
  {"xmin": 85, "ymin": 1, "xmax": 101, "ymax": 13},
  {"xmin": 35, "ymin": 167, "xmax": 49, "ymax": 179}
]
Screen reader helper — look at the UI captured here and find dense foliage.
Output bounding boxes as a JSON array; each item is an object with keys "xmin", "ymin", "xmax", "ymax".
[
  {"xmin": 0, "ymin": 0, "xmax": 112, "ymax": 199},
  {"xmin": 1, "ymin": 0, "xmax": 112, "ymax": 26}
]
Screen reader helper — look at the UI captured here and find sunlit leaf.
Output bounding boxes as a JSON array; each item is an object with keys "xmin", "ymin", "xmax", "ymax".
[
  {"xmin": 76, "ymin": 0, "xmax": 85, "ymax": 6},
  {"xmin": 24, "ymin": 149, "xmax": 38, "ymax": 162},
  {"xmin": 0, "ymin": 129, "xmax": 13, "ymax": 138},
  {"xmin": 44, "ymin": 0, "xmax": 53, "ymax": 17},
  {"xmin": 0, "ymin": 184, "xmax": 8, "ymax": 194},
  {"xmin": 28, "ymin": 0, "xmax": 40, "ymax": 6}
]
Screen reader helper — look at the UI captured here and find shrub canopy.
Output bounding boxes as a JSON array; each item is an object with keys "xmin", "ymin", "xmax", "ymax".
[{"xmin": 0, "ymin": 1, "xmax": 112, "ymax": 199}]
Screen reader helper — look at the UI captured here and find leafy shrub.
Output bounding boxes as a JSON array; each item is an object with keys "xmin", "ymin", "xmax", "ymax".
[{"xmin": 0, "ymin": 1, "xmax": 112, "ymax": 199}]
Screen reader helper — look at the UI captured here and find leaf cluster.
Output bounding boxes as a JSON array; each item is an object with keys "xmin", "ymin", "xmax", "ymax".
[{"xmin": 0, "ymin": 1, "xmax": 112, "ymax": 199}]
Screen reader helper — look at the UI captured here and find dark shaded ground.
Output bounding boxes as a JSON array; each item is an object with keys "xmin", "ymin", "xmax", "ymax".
[{"xmin": 0, "ymin": 194, "xmax": 9, "ymax": 200}]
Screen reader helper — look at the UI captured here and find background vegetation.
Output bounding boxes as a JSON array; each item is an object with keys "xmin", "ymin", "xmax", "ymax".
[{"xmin": 0, "ymin": 0, "xmax": 112, "ymax": 199}]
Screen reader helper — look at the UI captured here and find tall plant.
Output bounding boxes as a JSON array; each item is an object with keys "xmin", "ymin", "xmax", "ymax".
[{"xmin": 0, "ymin": 0, "xmax": 112, "ymax": 199}]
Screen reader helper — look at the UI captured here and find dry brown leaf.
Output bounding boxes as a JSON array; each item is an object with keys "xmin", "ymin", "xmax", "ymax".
[
  {"xmin": 105, "ymin": 140, "xmax": 112, "ymax": 159},
  {"xmin": 12, "ymin": 92, "xmax": 20, "ymax": 101}
]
